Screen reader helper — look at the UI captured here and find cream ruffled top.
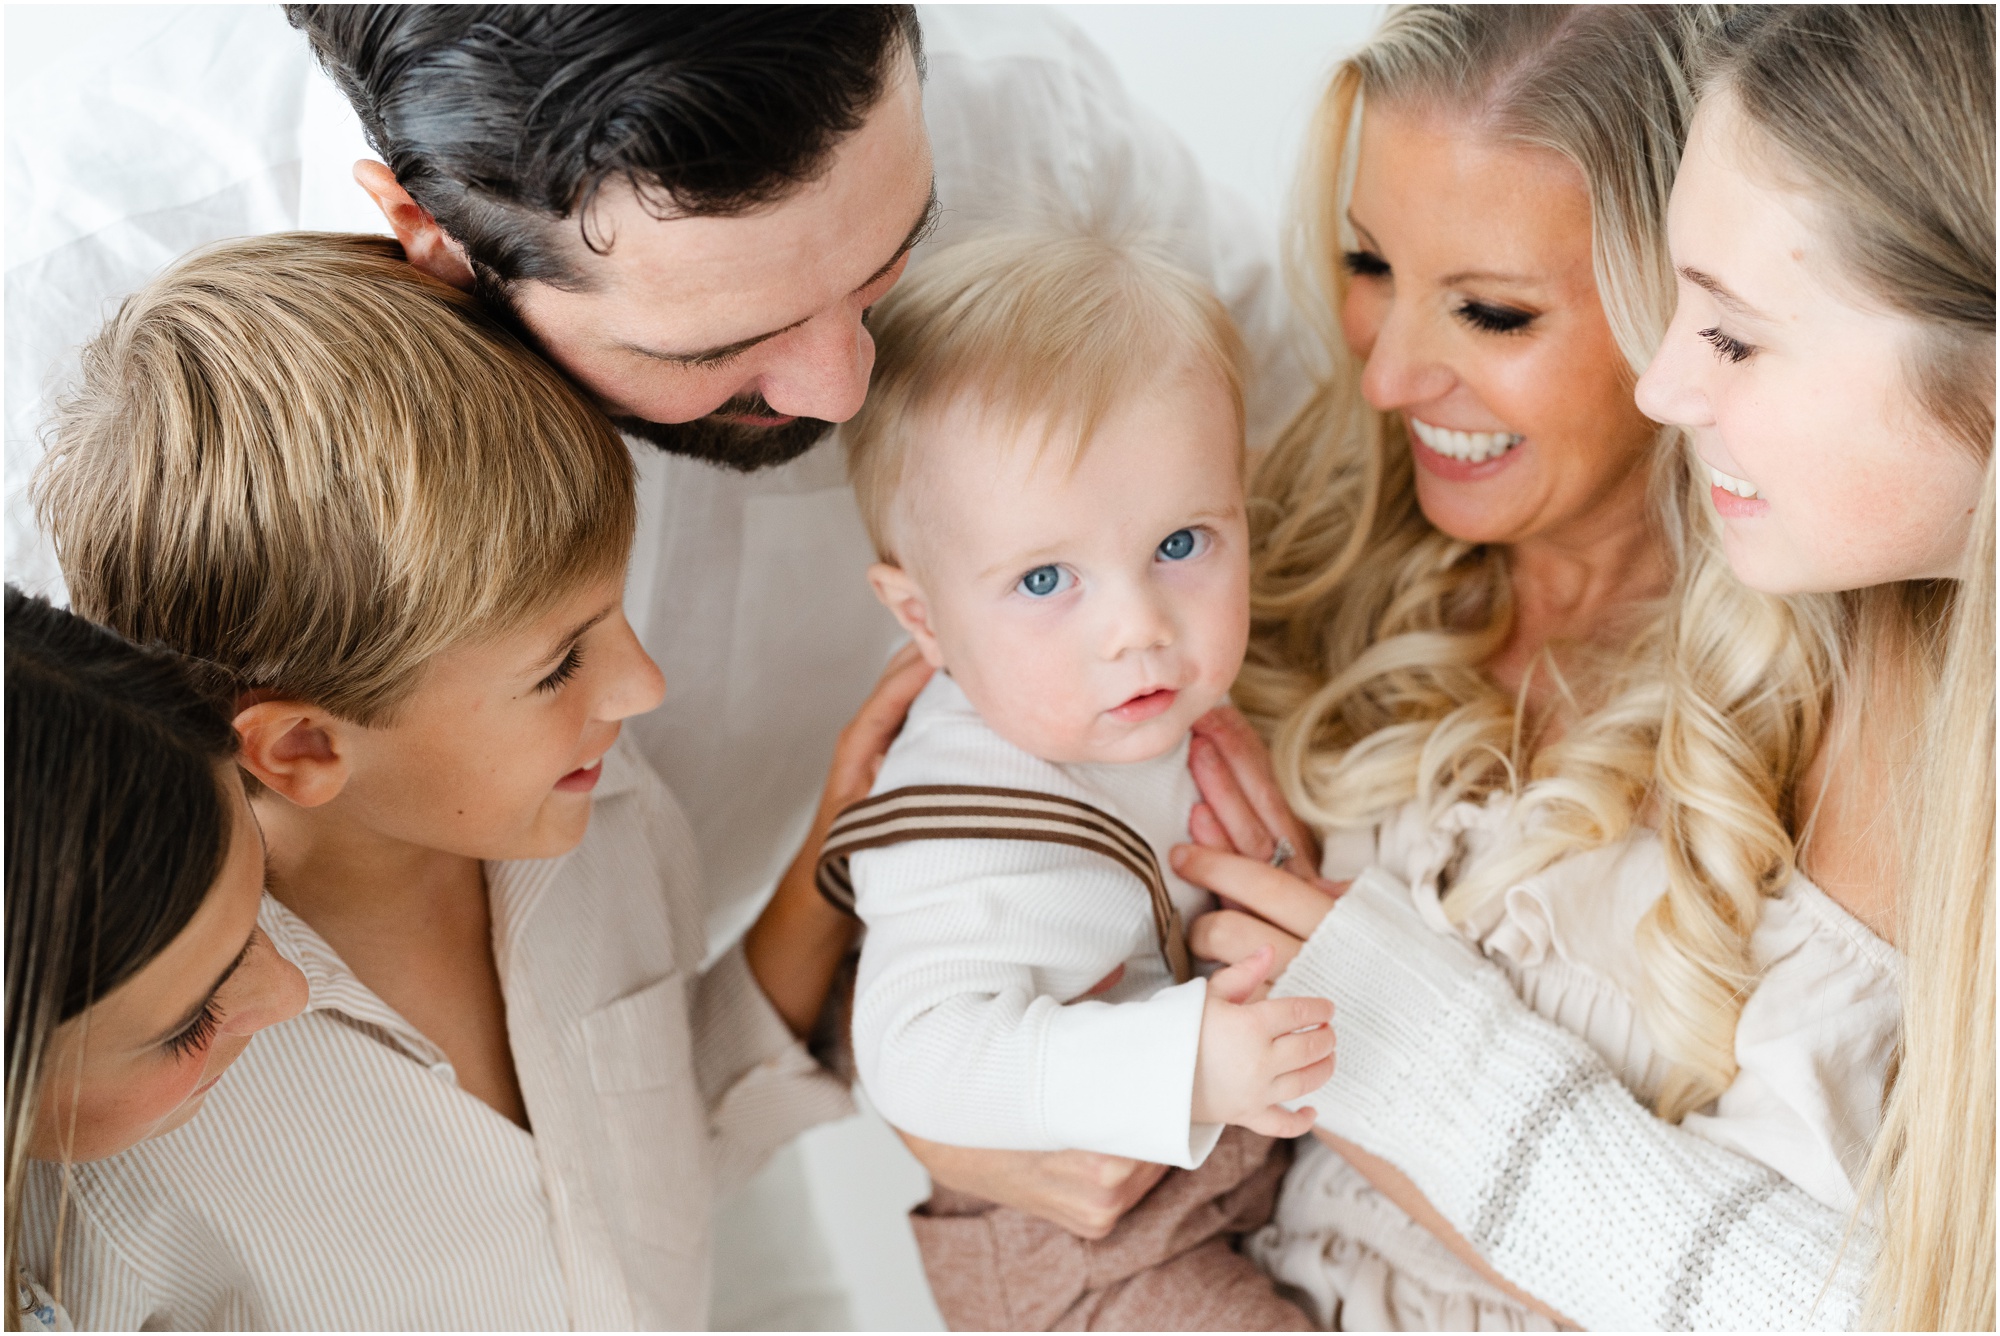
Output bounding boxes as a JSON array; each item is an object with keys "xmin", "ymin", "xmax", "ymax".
[{"xmin": 1253, "ymin": 796, "xmax": 1900, "ymax": 1331}]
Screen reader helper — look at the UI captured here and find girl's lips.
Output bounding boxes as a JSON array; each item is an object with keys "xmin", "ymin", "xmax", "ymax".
[
  {"xmin": 1412, "ymin": 435, "xmax": 1527, "ymax": 483},
  {"xmin": 1710, "ymin": 484, "xmax": 1771, "ymax": 519},
  {"xmin": 554, "ymin": 760, "xmax": 605, "ymax": 793},
  {"xmin": 1110, "ymin": 688, "xmax": 1178, "ymax": 723}
]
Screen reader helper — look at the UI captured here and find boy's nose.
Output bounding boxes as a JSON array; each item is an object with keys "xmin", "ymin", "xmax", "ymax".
[{"xmin": 1103, "ymin": 583, "xmax": 1176, "ymax": 659}]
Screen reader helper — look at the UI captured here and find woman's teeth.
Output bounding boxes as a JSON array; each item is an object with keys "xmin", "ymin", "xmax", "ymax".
[
  {"xmin": 1708, "ymin": 465, "xmax": 1760, "ymax": 498},
  {"xmin": 1409, "ymin": 418, "xmax": 1523, "ymax": 463}
]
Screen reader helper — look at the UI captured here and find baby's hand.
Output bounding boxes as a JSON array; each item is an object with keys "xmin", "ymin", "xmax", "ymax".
[{"xmin": 1189, "ymin": 946, "xmax": 1334, "ymax": 1136}]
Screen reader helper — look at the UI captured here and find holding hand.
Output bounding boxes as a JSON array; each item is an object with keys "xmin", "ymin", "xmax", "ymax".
[{"xmin": 1190, "ymin": 945, "xmax": 1334, "ymax": 1137}]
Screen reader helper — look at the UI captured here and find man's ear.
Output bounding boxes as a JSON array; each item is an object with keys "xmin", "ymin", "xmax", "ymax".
[
  {"xmin": 867, "ymin": 563, "xmax": 946, "ymax": 669},
  {"xmin": 353, "ymin": 159, "xmax": 477, "ymax": 291},
  {"xmin": 233, "ymin": 700, "xmax": 354, "ymax": 809}
]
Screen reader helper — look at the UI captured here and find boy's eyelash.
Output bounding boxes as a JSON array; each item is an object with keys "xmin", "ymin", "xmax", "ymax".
[
  {"xmin": 1698, "ymin": 326, "xmax": 1755, "ymax": 364},
  {"xmin": 164, "ymin": 997, "xmax": 221, "ymax": 1060},
  {"xmin": 1455, "ymin": 301, "xmax": 1535, "ymax": 335},
  {"xmin": 1342, "ymin": 249, "xmax": 1390, "ymax": 278},
  {"xmin": 536, "ymin": 643, "xmax": 586, "ymax": 694}
]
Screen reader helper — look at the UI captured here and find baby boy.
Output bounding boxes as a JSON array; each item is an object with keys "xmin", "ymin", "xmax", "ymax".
[{"xmin": 824, "ymin": 231, "xmax": 1331, "ymax": 1330}]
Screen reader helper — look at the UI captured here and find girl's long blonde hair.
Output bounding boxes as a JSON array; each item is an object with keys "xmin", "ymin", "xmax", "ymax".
[
  {"xmin": 1696, "ymin": 8, "xmax": 1996, "ymax": 1328},
  {"xmin": 1238, "ymin": 5, "xmax": 1774, "ymax": 1125}
]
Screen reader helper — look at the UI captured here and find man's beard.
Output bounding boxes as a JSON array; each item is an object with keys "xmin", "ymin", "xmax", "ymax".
[
  {"xmin": 469, "ymin": 266, "xmax": 834, "ymax": 473},
  {"xmin": 611, "ymin": 398, "xmax": 835, "ymax": 472}
]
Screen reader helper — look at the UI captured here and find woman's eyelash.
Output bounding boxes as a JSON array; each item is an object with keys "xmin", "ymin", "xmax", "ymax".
[
  {"xmin": 536, "ymin": 643, "xmax": 586, "ymax": 694},
  {"xmin": 164, "ymin": 997, "xmax": 221, "ymax": 1060},
  {"xmin": 1455, "ymin": 301, "xmax": 1535, "ymax": 335},
  {"xmin": 1698, "ymin": 326, "xmax": 1755, "ymax": 364},
  {"xmin": 1341, "ymin": 249, "xmax": 1390, "ymax": 278}
]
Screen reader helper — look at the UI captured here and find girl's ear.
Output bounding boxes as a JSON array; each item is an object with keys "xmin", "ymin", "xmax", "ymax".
[
  {"xmin": 866, "ymin": 563, "xmax": 947, "ymax": 670},
  {"xmin": 232, "ymin": 699, "xmax": 353, "ymax": 808}
]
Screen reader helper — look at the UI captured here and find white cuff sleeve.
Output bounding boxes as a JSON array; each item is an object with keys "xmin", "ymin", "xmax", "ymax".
[
  {"xmin": 1273, "ymin": 867, "xmax": 1870, "ymax": 1331},
  {"xmin": 1041, "ymin": 977, "xmax": 1218, "ymax": 1168}
]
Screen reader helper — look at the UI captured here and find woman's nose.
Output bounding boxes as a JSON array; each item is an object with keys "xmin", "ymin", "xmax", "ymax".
[
  {"xmin": 1357, "ymin": 302, "xmax": 1455, "ymax": 414},
  {"xmin": 1634, "ymin": 311, "xmax": 1712, "ymax": 429}
]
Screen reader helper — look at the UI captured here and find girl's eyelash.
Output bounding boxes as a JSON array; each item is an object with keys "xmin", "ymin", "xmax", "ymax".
[
  {"xmin": 1698, "ymin": 326, "xmax": 1755, "ymax": 364},
  {"xmin": 164, "ymin": 996, "xmax": 221, "ymax": 1060},
  {"xmin": 1342, "ymin": 249, "xmax": 1390, "ymax": 278},
  {"xmin": 1455, "ymin": 301, "xmax": 1535, "ymax": 335},
  {"xmin": 536, "ymin": 643, "xmax": 586, "ymax": 694}
]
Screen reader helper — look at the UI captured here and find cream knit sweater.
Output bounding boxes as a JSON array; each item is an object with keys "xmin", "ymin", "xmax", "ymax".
[
  {"xmin": 850, "ymin": 674, "xmax": 1221, "ymax": 1168},
  {"xmin": 1275, "ymin": 867, "xmax": 1875, "ymax": 1330}
]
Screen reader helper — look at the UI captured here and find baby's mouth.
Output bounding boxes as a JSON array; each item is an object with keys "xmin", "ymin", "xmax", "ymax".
[{"xmin": 1109, "ymin": 687, "xmax": 1179, "ymax": 723}]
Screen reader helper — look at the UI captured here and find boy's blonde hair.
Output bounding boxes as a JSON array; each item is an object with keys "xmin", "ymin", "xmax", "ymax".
[
  {"xmin": 35, "ymin": 232, "xmax": 635, "ymax": 724},
  {"xmin": 844, "ymin": 229, "xmax": 1246, "ymax": 563}
]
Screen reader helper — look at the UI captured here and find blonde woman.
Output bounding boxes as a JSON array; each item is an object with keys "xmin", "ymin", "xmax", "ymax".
[
  {"xmin": 1635, "ymin": 8, "xmax": 1993, "ymax": 1327},
  {"xmin": 1172, "ymin": 5, "xmax": 1928, "ymax": 1331}
]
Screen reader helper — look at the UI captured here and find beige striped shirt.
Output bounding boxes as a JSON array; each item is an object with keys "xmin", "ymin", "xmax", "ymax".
[{"xmin": 21, "ymin": 738, "xmax": 853, "ymax": 1330}]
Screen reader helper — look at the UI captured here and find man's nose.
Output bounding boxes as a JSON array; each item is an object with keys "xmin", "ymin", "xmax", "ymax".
[
  {"xmin": 1359, "ymin": 302, "xmax": 1455, "ymax": 414},
  {"xmin": 756, "ymin": 303, "xmax": 875, "ymax": 425}
]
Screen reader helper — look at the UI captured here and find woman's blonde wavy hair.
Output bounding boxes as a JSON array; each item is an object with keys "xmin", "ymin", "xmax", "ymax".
[
  {"xmin": 1694, "ymin": 9, "xmax": 1995, "ymax": 1328},
  {"xmin": 1238, "ymin": 4, "xmax": 1751, "ymax": 1123}
]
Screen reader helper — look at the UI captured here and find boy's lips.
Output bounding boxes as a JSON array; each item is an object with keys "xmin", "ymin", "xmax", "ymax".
[
  {"xmin": 1109, "ymin": 687, "xmax": 1178, "ymax": 723},
  {"xmin": 554, "ymin": 759, "xmax": 605, "ymax": 793}
]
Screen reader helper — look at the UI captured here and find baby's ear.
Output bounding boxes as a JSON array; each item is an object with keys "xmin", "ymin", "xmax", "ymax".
[
  {"xmin": 866, "ymin": 563, "xmax": 946, "ymax": 669},
  {"xmin": 232, "ymin": 698, "xmax": 353, "ymax": 809}
]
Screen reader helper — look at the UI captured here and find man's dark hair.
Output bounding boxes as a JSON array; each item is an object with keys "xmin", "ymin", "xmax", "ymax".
[{"xmin": 287, "ymin": 5, "xmax": 922, "ymax": 289}]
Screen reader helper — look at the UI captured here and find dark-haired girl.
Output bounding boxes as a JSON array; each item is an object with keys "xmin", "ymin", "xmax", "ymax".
[{"xmin": 5, "ymin": 588, "xmax": 306, "ymax": 1331}]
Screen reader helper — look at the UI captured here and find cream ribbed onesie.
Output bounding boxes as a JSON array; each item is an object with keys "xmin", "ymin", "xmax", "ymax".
[{"xmin": 851, "ymin": 673, "xmax": 1220, "ymax": 1169}]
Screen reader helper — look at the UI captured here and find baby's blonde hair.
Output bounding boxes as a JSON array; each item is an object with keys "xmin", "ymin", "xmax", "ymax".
[
  {"xmin": 844, "ymin": 229, "xmax": 1246, "ymax": 563},
  {"xmin": 36, "ymin": 232, "xmax": 635, "ymax": 724}
]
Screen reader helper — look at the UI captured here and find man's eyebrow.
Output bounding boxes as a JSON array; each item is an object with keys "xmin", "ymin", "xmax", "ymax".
[
  {"xmin": 534, "ymin": 606, "xmax": 614, "ymax": 670},
  {"xmin": 625, "ymin": 180, "xmax": 943, "ymax": 369},
  {"xmin": 151, "ymin": 936, "xmax": 255, "ymax": 1047},
  {"xmin": 1678, "ymin": 265, "xmax": 1759, "ymax": 317}
]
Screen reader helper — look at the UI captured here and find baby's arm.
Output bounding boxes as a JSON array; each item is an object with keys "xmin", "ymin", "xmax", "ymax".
[{"xmin": 854, "ymin": 838, "xmax": 1214, "ymax": 1166}]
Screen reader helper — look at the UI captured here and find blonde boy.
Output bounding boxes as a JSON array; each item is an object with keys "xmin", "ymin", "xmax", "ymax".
[
  {"xmin": 27, "ymin": 233, "xmax": 863, "ymax": 1329},
  {"xmin": 828, "ymin": 232, "xmax": 1329, "ymax": 1329}
]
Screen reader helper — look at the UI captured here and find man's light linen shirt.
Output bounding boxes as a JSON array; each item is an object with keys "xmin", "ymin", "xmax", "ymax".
[
  {"xmin": 19, "ymin": 740, "xmax": 853, "ymax": 1331},
  {"xmin": 851, "ymin": 674, "xmax": 1224, "ymax": 1171}
]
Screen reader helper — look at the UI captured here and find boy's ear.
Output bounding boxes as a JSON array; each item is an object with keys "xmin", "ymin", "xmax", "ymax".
[
  {"xmin": 867, "ymin": 563, "xmax": 946, "ymax": 669},
  {"xmin": 232, "ymin": 700, "xmax": 353, "ymax": 809},
  {"xmin": 353, "ymin": 159, "xmax": 476, "ymax": 292}
]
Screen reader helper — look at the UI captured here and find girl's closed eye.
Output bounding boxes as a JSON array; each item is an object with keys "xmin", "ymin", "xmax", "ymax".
[
  {"xmin": 1016, "ymin": 564, "xmax": 1076, "ymax": 599},
  {"xmin": 163, "ymin": 996, "xmax": 222, "ymax": 1061},
  {"xmin": 536, "ymin": 642, "xmax": 586, "ymax": 694},
  {"xmin": 1698, "ymin": 325, "xmax": 1756, "ymax": 364},
  {"xmin": 1155, "ymin": 528, "xmax": 1211, "ymax": 562}
]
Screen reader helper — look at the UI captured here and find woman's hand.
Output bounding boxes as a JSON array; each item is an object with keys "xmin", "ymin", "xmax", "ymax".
[
  {"xmin": 895, "ymin": 1129, "xmax": 1170, "ymax": 1240},
  {"xmin": 745, "ymin": 644, "xmax": 934, "ymax": 1037},
  {"xmin": 1187, "ymin": 706, "xmax": 1322, "ymax": 871},
  {"xmin": 1175, "ymin": 842, "xmax": 1347, "ymax": 992}
]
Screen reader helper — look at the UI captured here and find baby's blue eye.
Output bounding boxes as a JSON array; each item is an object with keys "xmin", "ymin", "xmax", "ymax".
[
  {"xmin": 1017, "ymin": 565, "xmax": 1073, "ymax": 598},
  {"xmin": 1157, "ymin": 528, "xmax": 1204, "ymax": 562}
]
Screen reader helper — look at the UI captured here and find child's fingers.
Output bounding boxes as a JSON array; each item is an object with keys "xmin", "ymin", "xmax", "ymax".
[
  {"xmin": 1269, "ymin": 1025, "xmax": 1337, "ymax": 1075},
  {"xmin": 1206, "ymin": 944, "xmax": 1275, "ymax": 1004},
  {"xmin": 1244, "ymin": 1104, "xmax": 1319, "ymax": 1139},
  {"xmin": 1270, "ymin": 1054, "xmax": 1336, "ymax": 1104},
  {"xmin": 1251, "ymin": 993, "xmax": 1333, "ymax": 1037}
]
